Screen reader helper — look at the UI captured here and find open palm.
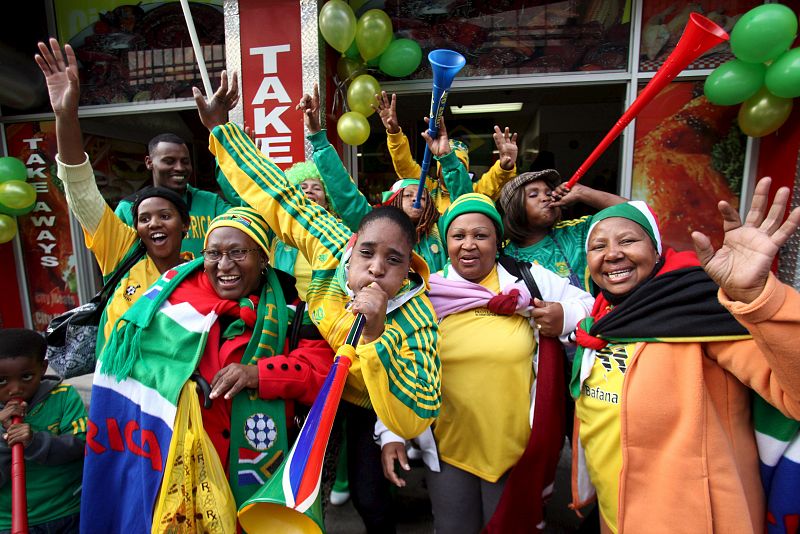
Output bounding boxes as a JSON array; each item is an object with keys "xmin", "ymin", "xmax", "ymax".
[
  {"xmin": 34, "ymin": 38, "xmax": 80, "ymax": 115},
  {"xmin": 692, "ymin": 177, "xmax": 800, "ymax": 303}
]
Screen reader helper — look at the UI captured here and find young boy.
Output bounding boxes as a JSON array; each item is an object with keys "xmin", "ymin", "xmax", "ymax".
[{"xmin": 0, "ymin": 329, "xmax": 87, "ymax": 533}]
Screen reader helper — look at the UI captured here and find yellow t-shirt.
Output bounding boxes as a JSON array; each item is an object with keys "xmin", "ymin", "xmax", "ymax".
[
  {"xmin": 293, "ymin": 252, "xmax": 312, "ymax": 302},
  {"xmin": 575, "ymin": 342, "xmax": 637, "ymax": 533},
  {"xmin": 434, "ymin": 266, "xmax": 537, "ymax": 481},
  {"xmin": 83, "ymin": 206, "xmax": 163, "ymax": 343}
]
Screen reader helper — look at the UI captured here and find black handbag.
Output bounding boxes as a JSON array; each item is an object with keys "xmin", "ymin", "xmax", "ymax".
[{"xmin": 45, "ymin": 244, "xmax": 147, "ymax": 378}]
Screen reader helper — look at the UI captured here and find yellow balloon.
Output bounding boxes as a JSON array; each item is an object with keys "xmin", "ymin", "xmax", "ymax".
[
  {"xmin": 0, "ymin": 214, "xmax": 17, "ymax": 244},
  {"xmin": 346, "ymin": 74, "xmax": 381, "ymax": 117},
  {"xmin": 355, "ymin": 9, "xmax": 393, "ymax": 61},
  {"xmin": 738, "ymin": 86, "xmax": 794, "ymax": 138},
  {"xmin": 319, "ymin": 0, "xmax": 357, "ymax": 54},
  {"xmin": 0, "ymin": 180, "xmax": 36, "ymax": 215},
  {"xmin": 337, "ymin": 111, "xmax": 370, "ymax": 145}
]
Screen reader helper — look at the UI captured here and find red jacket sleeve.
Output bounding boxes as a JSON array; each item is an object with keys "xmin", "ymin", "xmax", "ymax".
[{"xmin": 257, "ymin": 338, "xmax": 335, "ymax": 405}]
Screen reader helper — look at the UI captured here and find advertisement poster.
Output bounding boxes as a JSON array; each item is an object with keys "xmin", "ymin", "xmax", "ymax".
[
  {"xmin": 4, "ymin": 122, "xmax": 79, "ymax": 332},
  {"xmin": 238, "ymin": 0, "xmax": 306, "ymax": 168},
  {"xmin": 631, "ymin": 81, "xmax": 744, "ymax": 252},
  {"xmin": 639, "ymin": 0, "xmax": 762, "ymax": 72}
]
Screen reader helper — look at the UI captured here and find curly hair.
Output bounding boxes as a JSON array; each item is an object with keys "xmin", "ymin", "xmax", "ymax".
[{"xmin": 388, "ymin": 186, "xmax": 439, "ymax": 241}]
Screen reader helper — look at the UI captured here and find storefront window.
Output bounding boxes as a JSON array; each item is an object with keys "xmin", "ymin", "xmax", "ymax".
[
  {"xmin": 380, "ymin": 0, "xmax": 630, "ymax": 78},
  {"xmin": 55, "ymin": 0, "xmax": 224, "ymax": 107},
  {"xmin": 639, "ymin": 0, "xmax": 762, "ymax": 72},
  {"xmin": 356, "ymin": 84, "xmax": 626, "ymax": 218},
  {"xmin": 631, "ymin": 80, "xmax": 746, "ymax": 251}
]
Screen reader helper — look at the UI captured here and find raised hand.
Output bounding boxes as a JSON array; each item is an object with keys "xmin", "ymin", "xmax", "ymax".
[
  {"xmin": 193, "ymin": 70, "xmax": 239, "ymax": 131},
  {"xmin": 421, "ymin": 116, "xmax": 451, "ymax": 158},
  {"xmin": 493, "ymin": 125, "xmax": 518, "ymax": 171},
  {"xmin": 373, "ymin": 91, "xmax": 400, "ymax": 134},
  {"xmin": 34, "ymin": 38, "xmax": 80, "ymax": 116},
  {"xmin": 296, "ymin": 83, "xmax": 321, "ymax": 134},
  {"xmin": 692, "ymin": 177, "xmax": 800, "ymax": 304}
]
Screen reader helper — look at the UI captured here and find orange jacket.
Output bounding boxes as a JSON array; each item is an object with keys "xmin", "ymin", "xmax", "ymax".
[{"xmin": 571, "ymin": 274, "xmax": 800, "ymax": 533}]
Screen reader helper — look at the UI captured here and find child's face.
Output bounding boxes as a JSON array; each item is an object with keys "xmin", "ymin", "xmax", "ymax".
[{"xmin": 0, "ymin": 356, "xmax": 46, "ymax": 404}]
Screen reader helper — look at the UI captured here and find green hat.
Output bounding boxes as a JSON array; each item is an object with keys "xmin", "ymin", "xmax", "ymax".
[
  {"xmin": 205, "ymin": 207, "xmax": 272, "ymax": 256},
  {"xmin": 587, "ymin": 201, "xmax": 662, "ymax": 254},
  {"xmin": 439, "ymin": 193, "xmax": 504, "ymax": 238}
]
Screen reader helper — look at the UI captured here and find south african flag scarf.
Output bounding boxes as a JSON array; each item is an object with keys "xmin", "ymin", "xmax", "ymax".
[
  {"xmin": 571, "ymin": 249, "xmax": 799, "ymax": 534},
  {"xmin": 80, "ymin": 259, "xmax": 289, "ymax": 532}
]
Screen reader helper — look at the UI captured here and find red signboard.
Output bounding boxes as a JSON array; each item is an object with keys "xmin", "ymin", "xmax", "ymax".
[
  {"xmin": 5, "ymin": 122, "xmax": 80, "ymax": 332},
  {"xmin": 238, "ymin": 0, "xmax": 305, "ymax": 168}
]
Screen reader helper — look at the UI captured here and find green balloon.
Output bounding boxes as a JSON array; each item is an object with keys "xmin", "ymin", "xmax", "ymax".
[
  {"xmin": 355, "ymin": 9, "xmax": 393, "ymax": 61},
  {"xmin": 337, "ymin": 111, "xmax": 370, "ymax": 146},
  {"xmin": 731, "ymin": 4, "xmax": 798, "ymax": 64},
  {"xmin": 319, "ymin": 0, "xmax": 357, "ymax": 54},
  {"xmin": 0, "ymin": 214, "xmax": 17, "ymax": 244},
  {"xmin": 738, "ymin": 86, "xmax": 794, "ymax": 138},
  {"xmin": 0, "ymin": 157, "xmax": 27, "ymax": 183},
  {"xmin": 0, "ymin": 180, "xmax": 37, "ymax": 215},
  {"xmin": 337, "ymin": 56, "xmax": 366, "ymax": 82},
  {"xmin": 345, "ymin": 39, "xmax": 360, "ymax": 59},
  {"xmin": 379, "ymin": 38, "xmax": 422, "ymax": 77},
  {"xmin": 347, "ymin": 74, "xmax": 381, "ymax": 117},
  {"xmin": 765, "ymin": 47, "xmax": 800, "ymax": 99},
  {"xmin": 704, "ymin": 59, "xmax": 766, "ymax": 105}
]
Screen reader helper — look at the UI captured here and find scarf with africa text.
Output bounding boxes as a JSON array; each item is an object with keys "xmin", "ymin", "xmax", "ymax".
[{"xmin": 80, "ymin": 258, "xmax": 291, "ymax": 532}]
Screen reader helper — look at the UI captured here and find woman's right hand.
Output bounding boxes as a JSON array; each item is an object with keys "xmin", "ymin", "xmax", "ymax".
[
  {"xmin": 350, "ymin": 282, "xmax": 388, "ymax": 343},
  {"xmin": 296, "ymin": 84, "xmax": 321, "ymax": 134},
  {"xmin": 381, "ymin": 441, "xmax": 410, "ymax": 487},
  {"xmin": 194, "ymin": 70, "xmax": 240, "ymax": 131},
  {"xmin": 373, "ymin": 91, "xmax": 400, "ymax": 134},
  {"xmin": 34, "ymin": 38, "xmax": 80, "ymax": 116},
  {"xmin": 421, "ymin": 116, "xmax": 451, "ymax": 158}
]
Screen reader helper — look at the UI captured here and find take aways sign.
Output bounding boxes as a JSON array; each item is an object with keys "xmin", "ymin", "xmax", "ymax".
[
  {"xmin": 238, "ymin": 0, "xmax": 305, "ymax": 168},
  {"xmin": 4, "ymin": 122, "xmax": 79, "ymax": 331}
]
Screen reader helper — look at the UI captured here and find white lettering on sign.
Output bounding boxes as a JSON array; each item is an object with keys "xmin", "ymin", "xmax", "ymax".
[
  {"xmin": 249, "ymin": 45, "xmax": 294, "ymax": 165},
  {"xmin": 22, "ymin": 137, "xmax": 58, "ymax": 268}
]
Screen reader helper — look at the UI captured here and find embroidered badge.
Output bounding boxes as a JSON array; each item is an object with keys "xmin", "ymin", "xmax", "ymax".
[
  {"xmin": 244, "ymin": 413, "xmax": 278, "ymax": 451},
  {"xmin": 123, "ymin": 283, "xmax": 141, "ymax": 301},
  {"xmin": 430, "ymin": 243, "xmax": 439, "ymax": 254}
]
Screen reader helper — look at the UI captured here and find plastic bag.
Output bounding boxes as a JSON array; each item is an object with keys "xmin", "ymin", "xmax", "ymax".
[{"xmin": 152, "ymin": 381, "xmax": 237, "ymax": 533}]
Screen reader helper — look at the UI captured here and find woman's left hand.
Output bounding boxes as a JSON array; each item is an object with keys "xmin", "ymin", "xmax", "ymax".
[
  {"xmin": 351, "ymin": 282, "xmax": 388, "ymax": 344},
  {"xmin": 692, "ymin": 177, "xmax": 800, "ymax": 304},
  {"xmin": 531, "ymin": 299, "xmax": 564, "ymax": 337},
  {"xmin": 210, "ymin": 363, "xmax": 258, "ymax": 400},
  {"xmin": 493, "ymin": 125, "xmax": 518, "ymax": 171}
]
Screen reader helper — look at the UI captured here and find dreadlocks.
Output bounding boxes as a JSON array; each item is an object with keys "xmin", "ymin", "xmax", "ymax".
[{"xmin": 389, "ymin": 186, "xmax": 439, "ymax": 241}]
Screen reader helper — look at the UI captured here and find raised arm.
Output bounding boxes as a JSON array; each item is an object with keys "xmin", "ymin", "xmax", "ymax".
[
  {"xmin": 35, "ymin": 38, "xmax": 105, "ymax": 234},
  {"xmin": 423, "ymin": 116, "xmax": 472, "ymax": 201},
  {"xmin": 473, "ymin": 125, "xmax": 518, "ymax": 200},
  {"xmin": 377, "ymin": 92, "xmax": 423, "ymax": 180},
  {"xmin": 299, "ymin": 85, "xmax": 373, "ymax": 231},
  {"xmin": 194, "ymin": 72, "xmax": 349, "ymax": 272}
]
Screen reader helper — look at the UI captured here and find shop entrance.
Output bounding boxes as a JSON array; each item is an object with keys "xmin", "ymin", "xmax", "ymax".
[{"xmin": 355, "ymin": 83, "xmax": 626, "ymax": 219}]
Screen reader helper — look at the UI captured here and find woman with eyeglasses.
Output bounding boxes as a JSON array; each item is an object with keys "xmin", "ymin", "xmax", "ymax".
[
  {"xmin": 40, "ymin": 39, "xmax": 335, "ymax": 531},
  {"xmin": 195, "ymin": 72, "xmax": 441, "ymax": 534}
]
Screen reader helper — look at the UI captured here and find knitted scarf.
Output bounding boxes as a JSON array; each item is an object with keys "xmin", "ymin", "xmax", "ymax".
[
  {"xmin": 428, "ymin": 265, "xmax": 533, "ymax": 318},
  {"xmin": 81, "ymin": 259, "xmax": 289, "ymax": 532},
  {"xmin": 570, "ymin": 248, "xmax": 799, "ymax": 533}
]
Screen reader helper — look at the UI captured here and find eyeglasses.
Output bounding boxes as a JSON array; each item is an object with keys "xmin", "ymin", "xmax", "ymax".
[{"xmin": 201, "ymin": 248, "xmax": 261, "ymax": 262}]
